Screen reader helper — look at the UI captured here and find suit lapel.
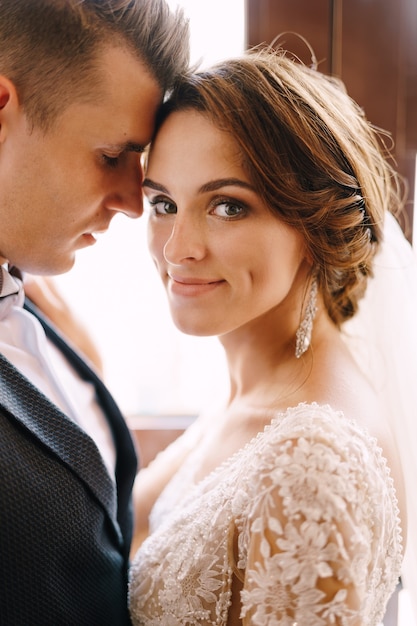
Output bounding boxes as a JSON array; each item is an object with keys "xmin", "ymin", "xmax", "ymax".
[
  {"xmin": 23, "ymin": 298, "xmax": 138, "ymax": 547},
  {"xmin": 0, "ymin": 351, "xmax": 122, "ymax": 544}
]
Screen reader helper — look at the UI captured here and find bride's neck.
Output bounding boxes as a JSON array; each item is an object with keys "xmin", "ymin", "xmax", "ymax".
[{"xmin": 221, "ymin": 307, "xmax": 339, "ymax": 411}]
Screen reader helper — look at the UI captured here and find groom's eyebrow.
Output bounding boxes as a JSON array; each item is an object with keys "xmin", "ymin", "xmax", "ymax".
[
  {"xmin": 106, "ymin": 141, "xmax": 146, "ymax": 154},
  {"xmin": 124, "ymin": 141, "xmax": 146, "ymax": 153}
]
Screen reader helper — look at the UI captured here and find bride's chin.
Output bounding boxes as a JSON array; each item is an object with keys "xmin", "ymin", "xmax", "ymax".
[{"xmin": 171, "ymin": 316, "xmax": 218, "ymax": 338}]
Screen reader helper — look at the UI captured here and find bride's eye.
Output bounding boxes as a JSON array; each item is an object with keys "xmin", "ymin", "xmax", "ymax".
[
  {"xmin": 148, "ymin": 197, "xmax": 177, "ymax": 215},
  {"xmin": 212, "ymin": 201, "xmax": 246, "ymax": 219}
]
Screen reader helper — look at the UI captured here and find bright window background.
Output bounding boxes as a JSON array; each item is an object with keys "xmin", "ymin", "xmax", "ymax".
[{"xmin": 53, "ymin": 1, "xmax": 245, "ymax": 416}]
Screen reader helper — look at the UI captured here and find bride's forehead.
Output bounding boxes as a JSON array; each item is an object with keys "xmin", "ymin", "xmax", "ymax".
[
  {"xmin": 149, "ymin": 115, "xmax": 242, "ymax": 175},
  {"xmin": 154, "ymin": 110, "xmax": 231, "ymax": 148}
]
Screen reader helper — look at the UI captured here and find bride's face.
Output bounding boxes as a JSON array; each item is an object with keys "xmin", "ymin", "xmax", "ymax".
[{"xmin": 144, "ymin": 110, "xmax": 308, "ymax": 338}]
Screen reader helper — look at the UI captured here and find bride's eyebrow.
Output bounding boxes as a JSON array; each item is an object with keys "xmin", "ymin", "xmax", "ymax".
[
  {"xmin": 142, "ymin": 179, "xmax": 168, "ymax": 192},
  {"xmin": 142, "ymin": 178, "xmax": 255, "ymax": 194},
  {"xmin": 198, "ymin": 178, "xmax": 255, "ymax": 193}
]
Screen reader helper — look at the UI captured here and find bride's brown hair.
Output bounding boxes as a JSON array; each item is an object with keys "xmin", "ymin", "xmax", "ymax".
[{"xmin": 155, "ymin": 46, "xmax": 404, "ymax": 326}]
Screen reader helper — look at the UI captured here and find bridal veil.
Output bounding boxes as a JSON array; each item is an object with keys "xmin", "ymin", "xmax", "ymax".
[{"xmin": 343, "ymin": 211, "xmax": 417, "ymax": 621}]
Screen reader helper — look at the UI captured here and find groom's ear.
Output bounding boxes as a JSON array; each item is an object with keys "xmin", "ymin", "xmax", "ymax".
[{"xmin": 0, "ymin": 75, "xmax": 22, "ymax": 143}]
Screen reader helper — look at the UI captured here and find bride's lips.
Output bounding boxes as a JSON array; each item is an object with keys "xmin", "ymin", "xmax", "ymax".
[{"xmin": 168, "ymin": 273, "xmax": 225, "ymax": 296}]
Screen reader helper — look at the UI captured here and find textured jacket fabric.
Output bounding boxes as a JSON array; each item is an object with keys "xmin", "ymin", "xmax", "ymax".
[{"xmin": 0, "ymin": 299, "xmax": 138, "ymax": 625}]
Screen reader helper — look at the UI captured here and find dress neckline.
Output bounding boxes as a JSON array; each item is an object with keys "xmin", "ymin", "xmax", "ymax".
[{"xmin": 177, "ymin": 402, "xmax": 347, "ymax": 490}]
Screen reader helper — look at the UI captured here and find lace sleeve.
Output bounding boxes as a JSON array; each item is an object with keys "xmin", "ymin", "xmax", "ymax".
[{"xmin": 235, "ymin": 408, "xmax": 402, "ymax": 626}]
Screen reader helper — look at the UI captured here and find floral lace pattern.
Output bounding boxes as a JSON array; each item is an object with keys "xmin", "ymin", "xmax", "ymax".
[{"xmin": 129, "ymin": 403, "xmax": 403, "ymax": 625}]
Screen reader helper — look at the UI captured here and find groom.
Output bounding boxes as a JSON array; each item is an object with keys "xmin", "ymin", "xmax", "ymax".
[{"xmin": 0, "ymin": 1, "xmax": 189, "ymax": 624}]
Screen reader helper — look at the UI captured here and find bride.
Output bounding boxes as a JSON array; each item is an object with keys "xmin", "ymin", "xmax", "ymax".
[{"xmin": 128, "ymin": 47, "xmax": 414, "ymax": 625}]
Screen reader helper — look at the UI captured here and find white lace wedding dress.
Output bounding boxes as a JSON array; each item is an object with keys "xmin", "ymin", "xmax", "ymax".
[{"xmin": 129, "ymin": 402, "xmax": 403, "ymax": 626}]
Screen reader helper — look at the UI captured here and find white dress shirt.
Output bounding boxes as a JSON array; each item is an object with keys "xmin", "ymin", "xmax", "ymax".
[{"xmin": 0, "ymin": 266, "xmax": 116, "ymax": 479}]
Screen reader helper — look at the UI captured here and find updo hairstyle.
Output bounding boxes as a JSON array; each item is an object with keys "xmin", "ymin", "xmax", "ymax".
[{"xmin": 157, "ymin": 46, "xmax": 404, "ymax": 325}]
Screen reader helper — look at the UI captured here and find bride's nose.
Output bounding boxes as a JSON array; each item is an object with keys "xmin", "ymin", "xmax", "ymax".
[{"xmin": 163, "ymin": 213, "xmax": 207, "ymax": 265}]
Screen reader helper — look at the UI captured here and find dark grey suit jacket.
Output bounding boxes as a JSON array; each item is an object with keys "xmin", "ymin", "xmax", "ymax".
[{"xmin": 0, "ymin": 300, "xmax": 138, "ymax": 625}]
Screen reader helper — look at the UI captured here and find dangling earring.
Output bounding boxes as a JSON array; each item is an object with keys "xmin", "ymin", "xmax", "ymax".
[{"xmin": 295, "ymin": 273, "xmax": 318, "ymax": 359}]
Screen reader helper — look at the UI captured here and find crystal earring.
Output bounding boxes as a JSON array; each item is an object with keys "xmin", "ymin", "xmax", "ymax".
[{"xmin": 295, "ymin": 274, "xmax": 318, "ymax": 359}]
